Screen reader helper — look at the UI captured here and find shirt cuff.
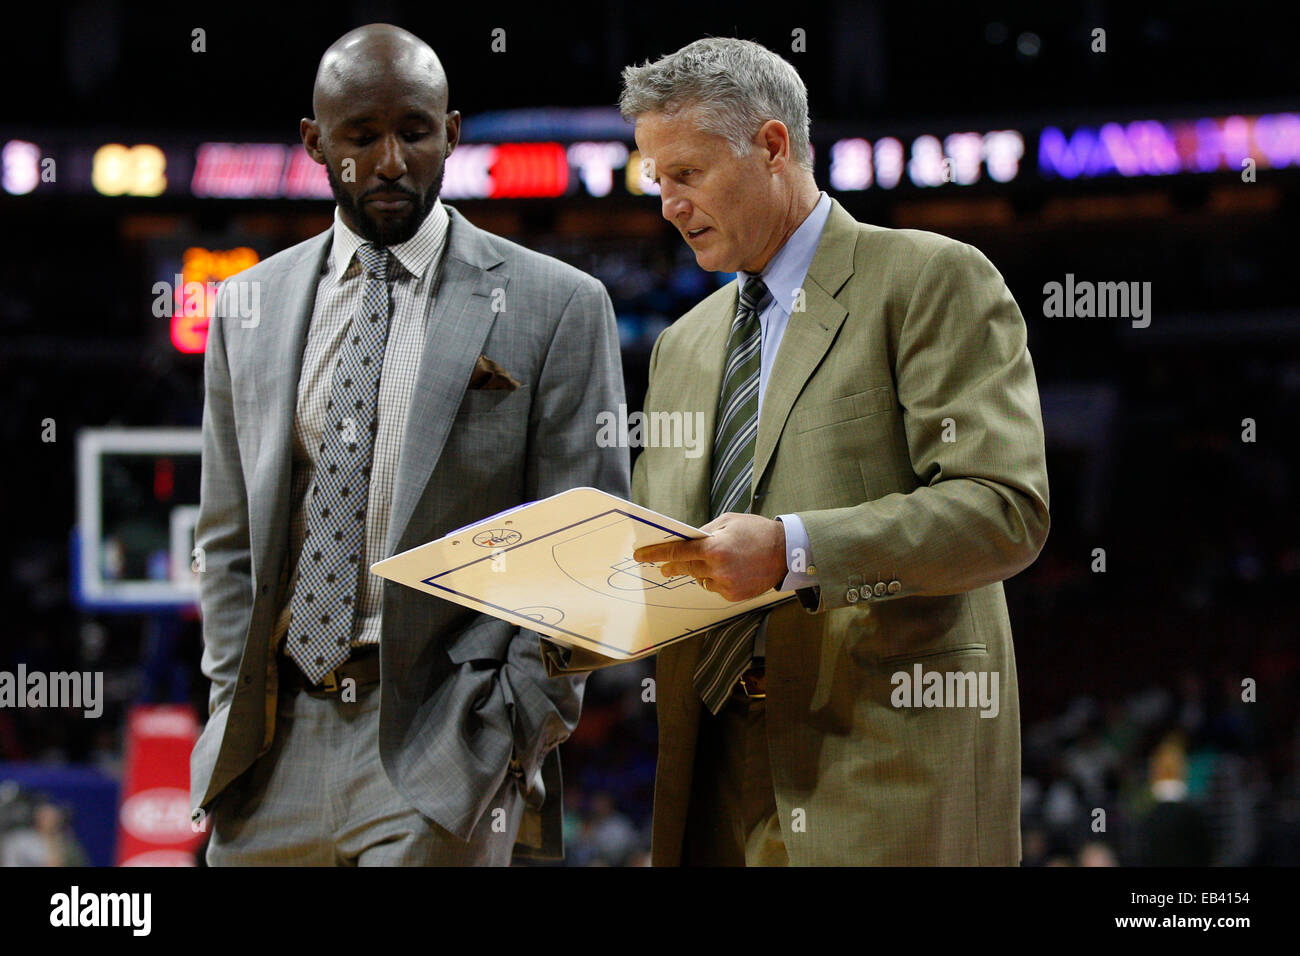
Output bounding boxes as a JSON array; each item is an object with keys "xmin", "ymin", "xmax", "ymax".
[{"xmin": 777, "ymin": 513, "xmax": 817, "ymax": 591}]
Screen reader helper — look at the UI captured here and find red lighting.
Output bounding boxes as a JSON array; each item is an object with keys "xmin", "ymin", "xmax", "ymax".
[
  {"xmin": 167, "ymin": 246, "xmax": 260, "ymax": 354},
  {"xmin": 489, "ymin": 143, "xmax": 569, "ymax": 198},
  {"xmin": 154, "ymin": 457, "xmax": 174, "ymax": 501}
]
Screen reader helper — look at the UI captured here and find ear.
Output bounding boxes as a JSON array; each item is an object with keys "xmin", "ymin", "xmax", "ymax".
[
  {"xmin": 756, "ymin": 119, "xmax": 792, "ymax": 174},
  {"xmin": 300, "ymin": 118, "xmax": 325, "ymax": 164},
  {"xmin": 444, "ymin": 109, "xmax": 462, "ymax": 155}
]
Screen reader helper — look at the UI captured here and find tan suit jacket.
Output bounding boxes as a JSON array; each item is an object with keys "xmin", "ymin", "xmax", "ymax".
[{"xmin": 632, "ymin": 198, "xmax": 1050, "ymax": 864}]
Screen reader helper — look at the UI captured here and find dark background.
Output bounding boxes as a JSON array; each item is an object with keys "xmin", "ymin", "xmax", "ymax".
[{"xmin": 1, "ymin": 0, "xmax": 1297, "ymax": 867}]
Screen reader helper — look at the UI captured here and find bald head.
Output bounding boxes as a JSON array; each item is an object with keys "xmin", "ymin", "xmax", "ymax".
[
  {"xmin": 301, "ymin": 24, "xmax": 461, "ymax": 246},
  {"xmin": 312, "ymin": 23, "xmax": 448, "ymax": 119}
]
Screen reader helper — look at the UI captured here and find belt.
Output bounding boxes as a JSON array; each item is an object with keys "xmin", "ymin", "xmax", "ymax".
[
  {"xmin": 279, "ymin": 645, "xmax": 381, "ymax": 697},
  {"xmin": 732, "ymin": 665, "xmax": 766, "ymax": 701}
]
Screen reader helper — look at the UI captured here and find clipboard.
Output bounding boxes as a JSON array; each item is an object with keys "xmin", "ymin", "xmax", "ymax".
[{"xmin": 370, "ymin": 487, "xmax": 793, "ymax": 660}]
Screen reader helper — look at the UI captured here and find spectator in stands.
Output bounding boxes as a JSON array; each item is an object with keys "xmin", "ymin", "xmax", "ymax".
[
  {"xmin": 1137, "ymin": 734, "xmax": 1213, "ymax": 866},
  {"xmin": 1077, "ymin": 840, "xmax": 1118, "ymax": 866},
  {"xmin": 0, "ymin": 798, "xmax": 87, "ymax": 867}
]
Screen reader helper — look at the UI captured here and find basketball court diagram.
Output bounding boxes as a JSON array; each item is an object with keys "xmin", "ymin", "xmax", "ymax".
[
  {"xmin": 606, "ymin": 557, "xmax": 698, "ymax": 592},
  {"xmin": 550, "ymin": 513, "xmax": 723, "ymax": 609},
  {"xmin": 371, "ymin": 489, "xmax": 793, "ymax": 660}
]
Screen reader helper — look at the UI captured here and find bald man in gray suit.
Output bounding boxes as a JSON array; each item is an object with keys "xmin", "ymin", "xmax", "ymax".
[{"xmin": 190, "ymin": 24, "xmax": 628, "ymax": 865}]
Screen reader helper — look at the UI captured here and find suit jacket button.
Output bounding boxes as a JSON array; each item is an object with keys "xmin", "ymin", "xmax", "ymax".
[
  {"xmin": 845, "ymin": 587, "xmax": 859, "ymax": 603},
  {"xmin": 887, "ymin": 579, "xmax": 901, "ymax": 594},
  {"xmin": 873, "ymin": 581, "xmax": 887, "ymax": 597}
]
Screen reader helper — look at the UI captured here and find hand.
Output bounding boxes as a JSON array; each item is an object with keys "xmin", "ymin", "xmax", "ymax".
[{"xmin": 632, "ymin": 513, "xmax": 787, "ymax": 602}]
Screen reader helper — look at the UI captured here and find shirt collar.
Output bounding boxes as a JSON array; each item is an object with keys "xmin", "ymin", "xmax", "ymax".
[
  {"xmin": 329, "ymin": 198, "xmax": 449, "ymax": 283},
  {"xmin": 737, "ymin": 191, "xmax": 832, "ymax": 314}
]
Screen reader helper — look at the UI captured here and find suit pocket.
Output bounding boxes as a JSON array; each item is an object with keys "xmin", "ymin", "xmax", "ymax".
[
  {"xmin": 457, "ymin": 383, "xmax": 530, "ymax": 417},
  {"xmin": 793, "ymin": 386, "xmax": 894, "ymax": 433},
  {"xmin": 877, "ymin": 642, "xmax": 988, "ymax": 668}
]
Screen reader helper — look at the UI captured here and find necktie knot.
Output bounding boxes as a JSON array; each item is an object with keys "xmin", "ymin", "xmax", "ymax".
[
  {"xmin": 355, "ymin": 243, "xmax": 390, "ymax": 280},
  {"xmin": 738, "ymin": 275, "xmax": 771, "ymax": 317}
]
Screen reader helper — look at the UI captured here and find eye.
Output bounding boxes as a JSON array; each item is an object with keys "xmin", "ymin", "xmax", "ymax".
[
  {"xmin": 402, "ymin": 130, "xmax": 430, "ymax": 142},
  {"xmin": 350, "ymin": 135, "xmax": 376, "ymax": 146}
]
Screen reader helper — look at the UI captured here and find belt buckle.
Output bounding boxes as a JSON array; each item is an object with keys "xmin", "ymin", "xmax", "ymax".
[
  {"xmin": 736, "ymin": 672, "xmax": 766, "ymax": 700},
  {"xmin": 319, "ymin": 669, "xmax": 340, "ymax": 694}
]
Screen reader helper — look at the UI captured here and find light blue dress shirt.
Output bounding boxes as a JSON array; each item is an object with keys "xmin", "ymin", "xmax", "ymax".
[{"xmin": 733, "ymin": 191, "xmax": 832, "ymax": 655}]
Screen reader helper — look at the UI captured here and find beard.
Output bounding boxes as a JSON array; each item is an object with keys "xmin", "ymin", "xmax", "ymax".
[{"xmin": 325, "ymin": 161, "xmax": 445, "ymax": 247}]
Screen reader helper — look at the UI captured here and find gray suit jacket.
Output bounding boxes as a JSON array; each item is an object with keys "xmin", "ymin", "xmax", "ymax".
[{"xmin": 190, "ymin": 205, "xmax": 629, "ymax": 860}]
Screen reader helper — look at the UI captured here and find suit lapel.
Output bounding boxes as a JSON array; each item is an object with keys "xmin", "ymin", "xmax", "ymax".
[
  {"xmin": 674, "ymin": 295, "xmax": 734, "ymax": 527},
  {"xmin": 386, "ymin": 207, "xmax": 505, "ymax": 555},
  {"xmin": 248, "ymin": 232, "xmax": 330, "ymax": 583},
  {"xmin": 751, "ymin": 200, "xmax": 857, "ymax": 492}
]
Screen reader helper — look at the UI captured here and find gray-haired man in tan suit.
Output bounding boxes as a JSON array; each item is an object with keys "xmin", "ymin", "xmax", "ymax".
[{"xmin": 610, "ymin": 38, "xmax": 1049, "ymax": 865}]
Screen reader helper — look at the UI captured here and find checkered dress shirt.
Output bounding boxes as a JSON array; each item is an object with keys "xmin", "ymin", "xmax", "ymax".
[{"xmin": 271, "ymin": 200, "xmax": 450, "ymax": 650}]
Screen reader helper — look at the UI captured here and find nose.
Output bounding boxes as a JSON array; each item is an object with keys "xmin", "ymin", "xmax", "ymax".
[
  {"xmin": 374, "ymin": 133, "xmax": 408, "ymax": 182},
  {"xmin": 659, "ymin": 180, "xmax": 690, "ymax": 223}
]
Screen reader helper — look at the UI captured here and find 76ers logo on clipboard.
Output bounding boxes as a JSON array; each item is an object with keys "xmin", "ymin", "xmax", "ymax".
[{"xmin": 473, "ymin": 528, "xmax": 522, "ymax": 548}]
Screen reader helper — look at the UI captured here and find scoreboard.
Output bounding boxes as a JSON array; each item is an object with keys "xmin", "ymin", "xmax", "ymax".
[
  {"xmin": 5, "ymin": 106, "xmax": 1297, "ymax": 203},
  {"xmin": 8, "ymin": 105, "xmax": 1297, "ymax": 362}
]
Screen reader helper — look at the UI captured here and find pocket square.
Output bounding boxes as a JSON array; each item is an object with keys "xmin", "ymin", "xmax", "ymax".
[{"xmin": 468, "ymin": 355, "xmax": 521, "ymax": 391}]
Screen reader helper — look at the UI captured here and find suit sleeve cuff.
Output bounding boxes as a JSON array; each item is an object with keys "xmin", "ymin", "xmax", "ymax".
[{"xmin": 777, "ymin": 513, "xmax": 817, "ymax": 591}]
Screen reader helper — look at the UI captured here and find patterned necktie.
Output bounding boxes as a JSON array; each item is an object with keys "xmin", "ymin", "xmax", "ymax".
[
  {"xmin": 693, "ymin": 275, "xmax": 772, "ymax": 714},
  {"xmin": 286, "ymin": 243, "xmax": 393, "ymax": 684}
]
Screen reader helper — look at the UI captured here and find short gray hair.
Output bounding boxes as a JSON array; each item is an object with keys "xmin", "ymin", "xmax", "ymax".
[{"xmin": 619, "ymin": 37, "xmax": 813, "ymax": 171}]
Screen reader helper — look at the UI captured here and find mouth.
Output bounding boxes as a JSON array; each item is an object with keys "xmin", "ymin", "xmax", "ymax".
[
  {"xmin": 365, "ymin": 193, "xmax": 415, "ymax": 212},
  {"xmin": 684, "ymin": 226, "xmax": 711, "ymax": 241}
]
